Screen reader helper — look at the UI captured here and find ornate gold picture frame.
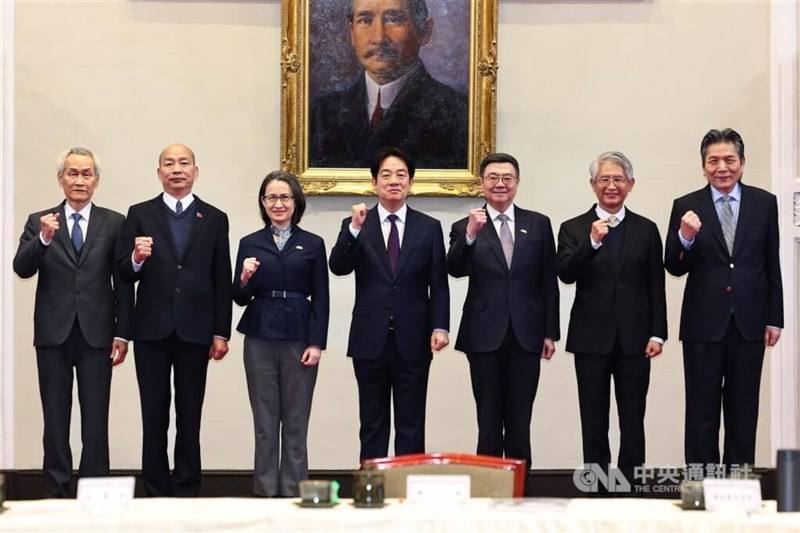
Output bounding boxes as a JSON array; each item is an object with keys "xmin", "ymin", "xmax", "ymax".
[{"xmin": 280, "ymin": 0, "xmax": 498, "ymax": 196}]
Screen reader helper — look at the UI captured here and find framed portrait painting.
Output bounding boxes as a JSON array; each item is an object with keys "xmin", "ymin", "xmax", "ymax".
[{"xmin": 280, "ymin": 0, "xmax": 498, "ymax": 196}]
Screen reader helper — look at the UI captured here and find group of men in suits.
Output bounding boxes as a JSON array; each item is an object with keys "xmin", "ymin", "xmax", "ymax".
[{"xmin": 15, "ymin": 127, "xmax": 783, "ymax": 498}]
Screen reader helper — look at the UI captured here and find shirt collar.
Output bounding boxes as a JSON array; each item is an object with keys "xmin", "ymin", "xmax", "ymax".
[
  {"xmin": 64, "ymin": 202, "xmax": 92, "ymax": 221},
  {"xmin": 364, "ymin": 63, "xmax": 417, "ymax": 117},
  {"xmin": 710, "ymin": 182, "xmax": 742, "ymax": 203},
  {"xmin": 486, "ymin": 203, "xmax": 515, "ymax": 222},
  {"xmin": 162, "ymin": 192, "xmax": 195, "ymax": 211},
  {"xmin": 595, "ymin": 204, "xmax": 626, "ymax": 222},
  {"xmin": 377, "ymin": 202, "xmax": 407, "ymax": 224}
]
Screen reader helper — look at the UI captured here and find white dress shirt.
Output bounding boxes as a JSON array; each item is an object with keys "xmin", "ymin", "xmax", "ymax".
[
  {"xmin": 590, "ymin": 205, "xmax": 627, "ymax": 249},
  {"xmin": 40, "ymin": 202, "xmax": 92, "ymax": 246},
  {"xmin": 364, "ymin": 65, "xmax": 416, "ymax": 119}
]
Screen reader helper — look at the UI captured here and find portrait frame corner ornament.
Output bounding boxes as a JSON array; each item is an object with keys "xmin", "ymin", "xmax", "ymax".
[{"xmin": 279, "ymin": 0, "xmax": 498, "ymax": 196}]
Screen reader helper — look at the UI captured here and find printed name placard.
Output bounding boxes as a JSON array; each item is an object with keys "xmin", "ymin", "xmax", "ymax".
[
  {"xmin": 406, "ymin": 475, "xmax": 470, "ymax": 503},
  {"xmin": 77, "ymin": 476, "xmax": 135, "ymax": 514},
  {"xmin": 703, "ymin": 479, "xmax": 762, "ymax": 513}
]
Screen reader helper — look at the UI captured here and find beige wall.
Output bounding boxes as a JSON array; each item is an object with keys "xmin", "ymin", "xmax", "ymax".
[{"xmin": 12, "ymin": 0, "xmax": 774, "ymax": 470}]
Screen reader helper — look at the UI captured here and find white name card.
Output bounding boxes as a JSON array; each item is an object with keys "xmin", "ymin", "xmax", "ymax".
[
  {"xmin": 703, "ymin": 479, "xmax": 762, "ymax": 514},
  {"xmin": 406, "ymin": 475, "xmax": 470, "ymax": 503},
  {"xmin": 77, "ymin": 476, "xmax": 135, "ymax": 514}
]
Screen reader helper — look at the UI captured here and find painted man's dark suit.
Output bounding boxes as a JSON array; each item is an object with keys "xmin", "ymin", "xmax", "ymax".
[
  {"xmin": 557, "ymin": 206, "xmax": 667, "ymax": 471},
  {"xmin": 14, "ymin": 202, "xmax": 133, "ymax": 496},
  {"xmin": 665, "ymin": 183, "xmax": 782, "ymax": 466},
  {"xmin": 310, "ymin": 64, "xmax": 468, "ymax": 169},
  {"xmin": 447, "ymin": 206, "xmax": 559, "ymax": 468},
  {"xmin": 329, "ymin": 205, "xmax": 449, "ymax": 460},
  {"xmin": 118, "ymin": 195, "xmax": 232, "ymax": 496}
]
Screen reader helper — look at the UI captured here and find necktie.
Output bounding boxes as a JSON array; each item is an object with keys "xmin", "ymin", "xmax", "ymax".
[
  {"xmin": 175, "ymin": 200, "xmax": 184, "ymax": 215},
  {"xmin": 607, "ymin": 215, "xmax": 619, "ymax": 228},
  {"xmin": 370, "ymin": 90, "xmax": 383, "ymax": 129},
  {"xmin": 71, "ymin": 213, "xmax": 84, "ymax": 253},
  {"xmin": 497, "ymin": 214, "xmax": 513, "ymax": 268},
  {"xmin": 387, "ymin": 214, "xmax": 400, "ymax": 273},
  {"xmin": 719, "ymin": 195, "xmax": 736, "ymax": 255}
]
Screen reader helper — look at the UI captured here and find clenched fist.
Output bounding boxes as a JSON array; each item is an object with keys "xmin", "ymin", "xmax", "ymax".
[
  {"xmin": 680, "ymin": 210, "xmax": 702, "ymax": 241},
  {"xmin": 39, "ymin": 212, "xmax": 61, "ymax": 243},
  {"xmin": 240, "ymin": 257, "xmax": 261, "ymax": 285},
  {"xmin": 590, "ymin": 219, "xmax": 610, "ymax": 243},
  {"xmin": 351, "ymin": 203, "xmax": 367, "ymax": 230},
  {"xmin": 133, "ymin": 236, "xmax": 154, "ymax": 263},
  {"xmin": 466, "ymin": 208, "xmax": 487, "ymax": 239}
]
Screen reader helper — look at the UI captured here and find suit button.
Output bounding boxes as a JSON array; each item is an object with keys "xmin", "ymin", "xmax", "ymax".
[
  {"xmin": 175, "ymin": 288, "xmax": 181, "ymax": 294},
  {"xmin": 177, "ymin": 264, "xmax": 182, "ymax": 270},
  {"xmin": 729, "ymin": 263, "xmax": 734, "ymax": 269},
  {"xmin": 725, "ymin": 286, "xmax": 732, "ymax": 293}
]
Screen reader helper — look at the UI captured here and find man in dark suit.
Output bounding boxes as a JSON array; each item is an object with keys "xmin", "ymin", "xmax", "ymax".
[
  {"xmin": 118, "ymin": 143, "xmax": 232, "ymax": 496},
  {"xmin": 329, "ymin": 147, "xmax": 449, "ymax": 460},
  {"xmin": 13, "ymin": 147, "xmax": 132, "ymax": 497},
  {"xmin": 665, "ymin": 128, "xmax": 783, "ymax": 468},
  {"xmin": 310, "ymin": 0, "xmax": 467, "ymax": 168},
  {"xmin": 556, "ymin": 151, "xmax": 667, "ymax": 482},
  {"xmin": 447, "ymin": 153, "xmax": 559, "ymax": 470}
]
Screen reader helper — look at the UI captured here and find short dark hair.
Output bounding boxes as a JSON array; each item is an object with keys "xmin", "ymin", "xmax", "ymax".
[
  {"xmin": 479, "ymin": 153, "xmax": 520, "ymax": 177},
  {"xmin": 347, "ymin": 0, "xmax": 429, "ymax": 33},
  {"xmin": 370, "ymin": 147, "xmax": 416, "ymax": 179},
  {"xmin": 700, "ymin": 128, "xmax": 745, "ymax": 163},
  {"xmin": 258, "ymin": 170, "xmax": 306, "ymax": 226}
]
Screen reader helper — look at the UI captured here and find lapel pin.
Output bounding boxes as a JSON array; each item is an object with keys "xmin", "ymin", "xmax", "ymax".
[
  {"xmin": 520, "ymin": 228, "xmax": 528, "ymax": 234},
  {"xmin": 196, "ymin": 212, "xmax": 203, "ymax": 219},
  {"xmin": 296, "ymin": 245, "xmax": 304, "ymax": 250}
]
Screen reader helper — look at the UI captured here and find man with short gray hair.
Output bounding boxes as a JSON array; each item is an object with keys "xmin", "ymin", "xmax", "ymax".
[
  {"xmin": 556, "ymin": 151, "xmax": 667, "ymax": 485},
  {"xmin": 13, "ymin": 147, "xmax": 133, "ymax": 497}
]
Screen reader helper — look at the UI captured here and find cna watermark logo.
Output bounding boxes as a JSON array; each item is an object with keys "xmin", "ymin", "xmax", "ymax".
[{"xmin": 573, "ymin": 464, "xmax": 631, "ymax": 493}]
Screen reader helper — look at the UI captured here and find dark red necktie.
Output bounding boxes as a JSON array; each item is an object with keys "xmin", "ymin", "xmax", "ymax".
[
  {"xmin": 387, "ymin": 214, "xmax": 400, "ymax": 273},
  {"xmin": 370, "ymin": 90, "xmax": 383, "ymax": 129}
]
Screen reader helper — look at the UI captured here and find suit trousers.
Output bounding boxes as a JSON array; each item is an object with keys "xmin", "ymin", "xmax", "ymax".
[
  {"xmin": 352, "ymin": 330, "xmax": 431, "ymax": 461},
  {"xmin": 467, "ymin": 324, "xmax": 540, "ymax": 469},
  {"xmin": 35, "ymin": 320, "xmax": 112, "ymax": 497},
  {"xmin": 134, "ymin": 333, "xmax": 209, "ymax": 497},
  {"xmin": 574, "ymin": 338, "xmax": 650, "ymax": 472},
  {"xmin": 683, "ymin": 317, "xmax": 764, "ymax": 467},
  {"xmin": 243, "ymin": 336, "xmax": 317, "ymax": 497}
]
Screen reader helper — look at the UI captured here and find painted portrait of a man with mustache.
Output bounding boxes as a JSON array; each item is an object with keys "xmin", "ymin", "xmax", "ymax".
[{"xmin": 309, "ymin": 0, "xmax": 469, "ymax": 169}]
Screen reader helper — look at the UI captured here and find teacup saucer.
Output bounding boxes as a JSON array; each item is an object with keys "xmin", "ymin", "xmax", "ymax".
[{"xmin": 295, "ymin": 500, "xmax": 338, "ymax": 508}]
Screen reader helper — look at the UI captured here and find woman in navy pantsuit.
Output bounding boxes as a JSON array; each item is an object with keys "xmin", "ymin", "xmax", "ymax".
[{"xmin": 233, "ymin": 171, "xmax": 329, "ymax": 497}]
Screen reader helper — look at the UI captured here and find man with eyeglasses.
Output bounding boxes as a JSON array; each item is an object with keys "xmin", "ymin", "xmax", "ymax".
[
  {"xmin": 665, "ymin": 129, "xmax": 782, "ymax": 468},
  {"xmin": 329, "ymin": 146, "xmax": 449, "ymax": 460},
  {"xmin": 14, "ymin": 147, "xmax": 133, "ymax": 497},
  {"xmin": 556, "ymin": 151, "xmax": 666, "ymax": 489},
  {"xmin": 447, "ymin": 152, "xmax": 559, "ymax": 476},
  {"xmin": 118, "ymin": 143, "xmax": 232, "ymax": 496}
]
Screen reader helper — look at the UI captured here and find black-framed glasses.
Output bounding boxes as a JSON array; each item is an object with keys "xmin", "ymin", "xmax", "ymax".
[
  {"xmin": 262, "ymin": 194, "xmax": 294, "ymax": 205},
  {"xmin": 483, "ymin": 173, "xmax": 517, "ymax": 185}
]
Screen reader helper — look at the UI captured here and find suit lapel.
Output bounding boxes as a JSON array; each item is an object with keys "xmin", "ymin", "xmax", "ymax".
[
  {"xmin": 697, "ymin": 185, "xmax": 732, "ymax": 257},
  {"xmin": 77, "ymin": 205, "xmax": 104, "ymax": 266},
  {"xmin": 618, "ymin": 210, "xmax": 641, "ymax": 277},
  {"xmin": 394, "ymin": 207, "xmax": 415, "ymax": 278},
  {"xmin": 365, "ymin": 207, "xmax": 393, "ymax": 278},
  {"xmin": 481, "ymin": 204, "xmax": 509, "ymax": 272},
  {"xmin": 731, "ymin": 184, "xmax": 752, "ymax": 258},
  {"xmin": 54, "ymin": 202, "xmax": 78, "ymax": 264},
  {"xmin": 342, "ymin": 79, "xmax": 371, "ymax": 159},
  {"xmin": 181, "ymin": 196, "xmax": 206, "ymax": 260},
  {"xmin": 149, "ymin": 195, "xmax": 180, "ymax": 261},
  {"xmin": 511, "ymin": 207, "xmax": 530, "ymax": 273},
  {"xmin": 583, "ymin": 207, "xmax": 616, "ymax": 277}
]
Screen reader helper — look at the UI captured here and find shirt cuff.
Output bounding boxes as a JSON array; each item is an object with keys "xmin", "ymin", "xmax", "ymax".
[
  {"xmin": 590, "ymin": 236, "xmax": 602, "ymax": 249},
  {"xmin": 113, "ymin": 337, "xmax": 129, "ymax": 343},
  {"xmin": 131, "ymin": 252, "xmax": 143, "ymax": 272},
  {"xmin": 349, "ymin": 224, "xmax": 361, "ymax": 239},
  {"xmin": 39, "ymin": 232, "xmax": 52, "ymax": 246},
  {"xmin": 766, "ymin": 326, "xmax": 782, "ymax": 331},
  {"xmin": 433, "ymin": 328, "xmax": 449, "ymax": 335},
  {"xmin": 649, "ymin": 336, "xmax": 664, "ymax": 345},
  {"xmin": 678, "ymin": 230, "xmax": 694, "ymax": 250},
  {"xmin": 213, "ymin": 335, "xmax": 229, "ymax": 342},
  {"xmin": 465, "ymin": 234, "xmax": 476, "ymax": 246}
]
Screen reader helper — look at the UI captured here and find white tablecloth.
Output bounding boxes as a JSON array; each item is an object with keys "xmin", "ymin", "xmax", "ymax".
[{"xmin": 1, "ymin": 497, "xmax": 799, "ymax": 532}]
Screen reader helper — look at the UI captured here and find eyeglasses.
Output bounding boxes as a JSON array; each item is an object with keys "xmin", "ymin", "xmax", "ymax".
[
  {"xmin": 595, "ymin": 176, "xmax": 629, "ymax": 186},
  {"xmin": 262, "ymin": 194, "xmax": 294, "ymax": 205},
  {"xmin": 483, "ymin": 173, "xmax": 517, "ymax": 185}
]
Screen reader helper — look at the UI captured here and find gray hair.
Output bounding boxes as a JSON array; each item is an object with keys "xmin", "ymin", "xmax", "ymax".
[
  {"xmin": 589, "ymin": 151, "xmax": 633, "ymax": 182},
  {"xmin": 57, "ymin": 147, "xmax": 101, "ymax": 177}
]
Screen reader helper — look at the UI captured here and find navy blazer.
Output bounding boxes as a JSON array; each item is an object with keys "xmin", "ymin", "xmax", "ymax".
[
  {"xmin": 447, "ymin": 205, "xmax": 560, "ymax": 354},
  {"xmin": 14, "ymin": 202, "xmax": 133, "ymax": 348},
  {"xmin": 232, "ymin": 226, "xmax": 329, "ymax": 349},
  {"xmin": 557, "ymin": 206, "xmax": 667, "ymax": 355},
  {"xmin": 329, "ymin": 205, "xmax": 449, "ymax": 360},
  {"xmin": 117, "ymin": 195, "xmax": 232, "ymax": 345},
  {"xmin": 665, "ymin": 183, "xmax": 783, "ymax": 342}
]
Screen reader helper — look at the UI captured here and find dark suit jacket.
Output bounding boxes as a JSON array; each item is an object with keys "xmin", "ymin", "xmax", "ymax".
[
  {"xmin": 329, "ymin": 205, "xmax": 449, "ymax": 360},
  {"xmin": 117, "ymin": 195, "xmax": 232, "ymax": 345},
  {"xmin": 310, "ymin": 64, "xmax": 468, "ymax": 169},
  {"xmin": 13, "ymin": 202, "xmax": 133, "ymax": 348},
  {"xmin": 664, "ymin": 183, "xmax": 783, "ymax": 342},
  {"xmin": 232, "ymin": 226, "xmax": 329, "ymax": 349},
  {"xmin": 556, "ymin": 206, "xmax": 667, "ymax": 355},
  {"xmin": 447, "ymin": 206, "xmax": 560, "ymax": 354}
]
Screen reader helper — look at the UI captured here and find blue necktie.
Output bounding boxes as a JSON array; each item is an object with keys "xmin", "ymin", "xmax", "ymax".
[
  {"xmin": 71, "ymin": 213, "xmax": 84, "ymax": 253},
  {"xmin": 175, "ymin": 200, "xmax": 184, "ymax": 215}
]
